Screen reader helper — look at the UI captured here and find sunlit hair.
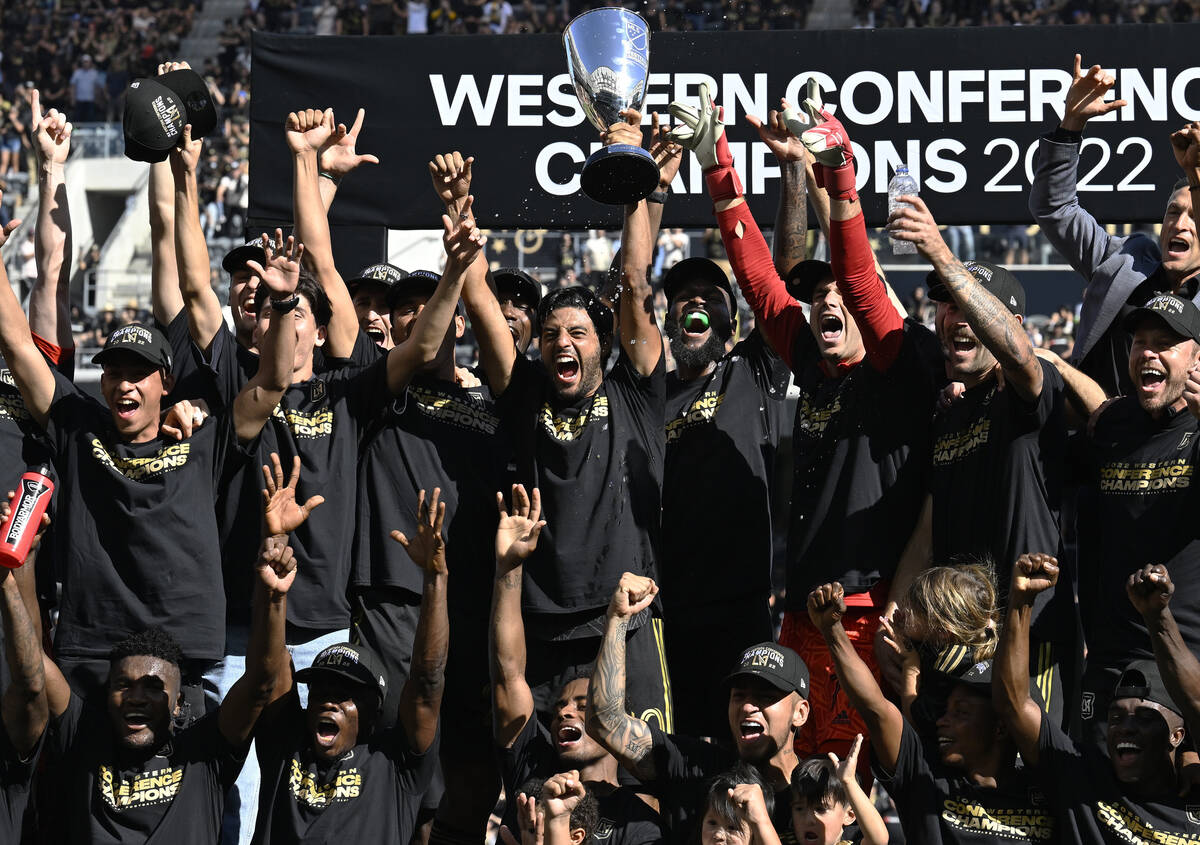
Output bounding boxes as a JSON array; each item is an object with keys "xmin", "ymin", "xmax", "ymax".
[
  {"xmin": 903, "ymin": 559, "xmax": 999, "ymax": 660},
  {"xmin": 790, "ymin": 756, "xmax": 849, "ymax": 810}
]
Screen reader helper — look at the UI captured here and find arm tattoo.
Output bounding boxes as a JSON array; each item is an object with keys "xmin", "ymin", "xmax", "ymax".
[
  {"xmin": 773, "ymin": 160, "xmax": 808, "ymax": 275},
  {"xmin": 589, "ymin": 618, "xmax": 658, "ymax": 781},
  {"xmin": 940, "ymin": 258, "xmax": 1034, "ymax": 370}
]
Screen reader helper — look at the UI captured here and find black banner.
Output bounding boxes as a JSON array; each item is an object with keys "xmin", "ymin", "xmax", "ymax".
[{"xmin": 249, "ymin": 25, "xmax": 1200, "ymax": 229}]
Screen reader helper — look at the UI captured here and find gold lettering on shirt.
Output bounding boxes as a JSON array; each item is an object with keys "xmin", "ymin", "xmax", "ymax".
[
  {"xmin": 0, "ymin": 391, "xmax": 30, "ymax": 423},
  {"xmin": 795, "ymin": 392, "xmax": 842, "ymax": 439},
  {"xmin": 939, "ymin": 798, "xmax": 1055, "ymax": 841},
  {"xmin": 410, "ymin": 386, "xmax": 498, "ymax": 435},
  {"xmin": 90, "ymin": 440, "xmax": 192, "ymax": 481},
  {"xmin": 98, "ymin": 762, "xmax": 184, "ymax": 810},
  {"xmin": 665, "ymin": 391, "xmax": 726, "ymax": 442},
  {"xmin": 273, "ymin": 405, "xmax": 334, "ymax": 439},
  {"xmin": 288, "ymin": 758, "xmax": 362, "ymax": 809},
  {"xmin": 1096, "ymin": 799, "xmax": 1200, "ymax": 844},
  {"xmin": 932, "ymin": 418, "xmax": 992, "ymax": 466},
  {"xmin": 1099, "ymin": 459, "xmax": 1193, "ymax": 494},
  {"xmin": 540, "ymin": 395, "xmax": 608, "ymax": 442}
]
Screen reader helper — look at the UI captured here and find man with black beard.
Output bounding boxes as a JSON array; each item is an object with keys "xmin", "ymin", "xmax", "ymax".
[{"xmin": 660, "ymin": 257, "xmax": 789, "ymax": 737}]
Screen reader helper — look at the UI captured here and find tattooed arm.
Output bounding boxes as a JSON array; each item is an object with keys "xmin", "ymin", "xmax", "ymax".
[
  {"xmin": 586, "ymin": 573, "xmax": 660, "ymax": 781},
  {"xmin": 491, "ymin": 485, "xmax": 546, "ymax": 749},
  {"xmin": 889, "ymin": 197, "xmax": 1042, "ymax": 402},
  {"xmin": 773, "ymin": 159, "xmax": 808, "ymax": 278}
]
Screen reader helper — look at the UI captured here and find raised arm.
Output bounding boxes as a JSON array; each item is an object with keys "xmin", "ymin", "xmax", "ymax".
[
  {"xmin": 833, "ymin": 735, "xmax": 890, "ymax": 845},
  {"xmin": 889, "ymin": 197, "xmax": 1042, "ymax": 402},
  {"xmin": 993, "ymin": 553, "xmax": 1059, "ymax": 766},
  {"xmin": 149, "ymin": 63, "xmax": 186, "ymax": 326},
  {"xmin": 798, "ymin": 88, "xmax": 904, "ymax": 371},
  {"xmin": 384, "ymin": 201, "xmax": 484, "ymax": 396},
  {"xmin": 808, "ymin": 583, "xmax": 903, "ymax": 771},
  {"xmin": 286, "ymin": 108, "xmax": 357, "ymax": 360},
  {"xmin": 28, "ymin": 90, "xmax": 74, "ymax": 352},
  {"xmin": 1035, "ymin": 347, "xmax": 1108, "ymax": 423},
  {"xmin": 219, "ymin": 454, "xmax": 322, "ymax": 745},
  {"xmin": 669, "ymin": 83, "xmax": 806, "ymax": 368},
  {"xmin": 428, "ymin": 152, "xmax": 514, "ymax": 394},
  {"xmin": 170, "ymin": 123, "xmax": 227, "ymax": 351},
  {"xmin": 0, "ymin": 203, "xmax": 54, "ymax": 429},
  {"xmin": 316, "ymin": 107, "xmax": 380, "ymax": 213},
  {"xmin": 542, "ymin": 771, "xmax": 587, "ymax": 845},
  {"xmin": 1, "ymin": 568, "xmax": 47, "ymax": 756},
  {"xmin": 646, "ymin": 112, "xmax": 683, "ymax": 248},
  {"xmin": 394, "ymin": 488, "xmax": 450, "ymax": 755},
  {"xmin": 231, "ymin": 231, "xmax": 301, "ymax": 443},
  {"xmin": 490, "ymin": 485, "xmax": 546, "ymax": 748},
  {"xmin": 1028, "ymin": 54, "xmax": 1128, "ymax": 279},
  {"xmin": 1127, "ymin": 565, "xmax": 1200, "ymax": 736},
  {"xmin": 746, "ymin": 100, "xmax": 808, "ymax": 277},
  {"xmin": 585, "ymin": 573, "xmax": 659, "ymax": 781}
]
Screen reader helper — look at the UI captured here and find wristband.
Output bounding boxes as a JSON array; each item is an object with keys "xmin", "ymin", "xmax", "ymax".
[
  {"xmin": 704, "ymin": 165, "xmax": 744, "ymax": 203},
  {"xmin": 318, "ymin": 170, "xmax": 341, "ymax": 186},
  {"xmin": 269, "ymin": 295, "xmax": 301, "ymax": 314},
  {"xmin": 814, "ymin": 162, "xmax": 858, "ymax": 203},
  {"xmin": 1048, "ymin": 125, "xmax": 1084, "ymax": 145},
  {"xmin": 647, "ymin": 189, "xmax": 668, "ymax": 204}
]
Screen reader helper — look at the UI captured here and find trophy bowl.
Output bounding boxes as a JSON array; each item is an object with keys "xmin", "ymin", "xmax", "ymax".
[{"xmin": 563, "ymin": 8, "xmax": 660, "ymax": 205}]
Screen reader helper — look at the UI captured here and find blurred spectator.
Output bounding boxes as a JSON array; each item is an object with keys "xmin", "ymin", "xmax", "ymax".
[
  {"xmin": 69, "ymin": 54, "xmax": 105, "ymax": 122},
  {"xmin": 484, "ymin": 0, "xmax": 515, "ymax": 32},
  {"xmin": 315, "ymin": 0, "xmax": 341, "ymax": 35},
  {"xmin": 408, "ymin": 0, "xmax": 431, "ymax": 33}
]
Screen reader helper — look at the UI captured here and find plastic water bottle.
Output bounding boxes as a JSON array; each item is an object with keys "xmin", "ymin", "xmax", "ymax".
[{"xmin": 888, "ymin": 165, "xmax": 919, "ymax": 256}]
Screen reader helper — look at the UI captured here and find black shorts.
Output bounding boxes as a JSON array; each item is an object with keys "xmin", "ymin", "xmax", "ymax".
[
  {"xmin": 664, "ymin": 594, "xmax": 773, "ymax": 738},
  {"xmin": 525, "ymin": 615, "xmax": 675, "ymax": 734}
]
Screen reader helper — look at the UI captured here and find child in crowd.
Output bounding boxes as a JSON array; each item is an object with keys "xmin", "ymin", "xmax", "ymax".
[
  {"xmin": 701, "ymin": 763, "xmax": 781, "ymax": 845},
  {"xmin": 791, "ymin": 735, "xmax": 888, "ymax": 845}
]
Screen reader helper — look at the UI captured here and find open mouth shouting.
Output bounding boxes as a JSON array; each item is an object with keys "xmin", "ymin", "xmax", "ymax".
[
  {"xmin": 818, "ymin": 312, "xmax": 843, "ymax": 346},
  {"xmin": 1113, "ymin": 740, "xmax": 1142, "ymax": 766},
  {"xmin": 556, "ymin": 722, "xmax": 584, "ymax": 751},
  {"xmin": 365, "ymin": 325, "xmax": 388, "ymax": 347},
  {"xmin": 682, "ymin": 309, "xmax": 712, "ymax": 340},
  {"xmin": 122, "ymin": 709, "xmax": 151, "ymax": 733},
  {"xmin": 554, "ymin": 353, "xmax": 581, "ymax": 389},
  {"xmin": 1137, "ymin": 365, "xmax": 1167, "ymax": 397},
  {"xmin": 946, "ymin": 330, "xmax": 979, "ymax": 360},
  {"xmin": 314, "ymin": 715, "xmax": 341, "ymax": 749},
  {"xmin": 1166, "ymin": 235, "xmax": 1193, "ymax": 263},
  {"xmin": 738, "ymin": 718, "xmax": 766, "ymax": 744},
  {"xmin": 114, "ymin": 397, "xmax": 140, "ymax": 420}
]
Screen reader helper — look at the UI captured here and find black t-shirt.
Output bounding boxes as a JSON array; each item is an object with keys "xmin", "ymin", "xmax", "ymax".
[
  {"xmin": 1079, "ymin": 272, "xmax": 1200, "ymax": 398},
  {"xmin": 0, "ymin": 728, "xmax": 40, "ymax": 844},
  {"xmin": 1037, "ymin": 712, "xmax": 1199, "ymax": 845},
  {"xmin": 662, "ymin": 332, "xmax": 789, "ymax": 609},
  {"xmin": 45, "ymin": 370, "xmax": 250, "ymax": 660},
  {"xmin": 786, "ymin": 320, "xmax": 942, "ymax": 604},
  {"xmin": 497, "ymin": 349, "xmax": 665, "ymax": 639},
  {"xmin": 352, "ymin": 374, "xmax": 509, "ymax": 617},
  {"xmin": 161, "ymin": 311, "xmax": 258, "ymax": 411},
  {"xmin": 644, "ymin": 725, "xmax": 797, "ymax": 845},
  {"xmin": 499, "ymin": 717, "xmax": 666, "ymax": 845},
  {"xmin": 203, "ymin": 326, "xmax": 394, "ymax": 631},
  {"xmin": 49, "ymin": 693, "xmax": 244, "ymax": 843},
  {"xmin": 253, "ymin": 690, "xmax": 436, "ymax": 845},
  {"xmin": 929, "ymin": 360, "xmax": 1068, "ymax": 641},
  {"xmin": 873, "ymin": 720, "xmax": 1055, "ymax": 845},
  {"xmin": 1081, "ymin": 398, "xmax": 1200, "ymax": 671}
]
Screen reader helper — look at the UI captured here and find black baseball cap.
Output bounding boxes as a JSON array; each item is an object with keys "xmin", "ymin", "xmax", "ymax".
[
  {"xmin": 663, "ymin": 257, "xmax": 734, "ymax": 304},
  {"xmin": 122, "ymin": 69, "xmax": 217, "ymax": 163},
  {"xmin": 724, "ymin": 642, "xmax": 809, "ymax": 699},
  {"xmin": 1114, "ymin": 659, "xmax": 1182, "ymax": 715},
  {"xmin": 784, "ymin": 259, "xmax": 835, "ymax": 304},
  {"xmin": 92, "ymin": 323, "xmax": 173, "ymax": 371},
  {"xmin": 294, "ymin": 642, "xmax": 388, "ymax": 703},
  {"xmin": 348, "ymin": 262, "xmax": 407, "ymax": 293},
  {"xmin": 493, "ymin": 268, "xmax": 542, "ymax": 309},
  {"xmin": 1123, "ymin": 293, "xmax": 1200, "ymax": 344},
  {"xmin": 222, "ymin": 239, "xmax": 267, "ymax": 273},
  {"xmin": 386, "ymin": 269, "xmax": 441, "ymax": 309},
  {"xmin": 928, "ymin": 260, "xmax": 1026, "ymax": 316}
]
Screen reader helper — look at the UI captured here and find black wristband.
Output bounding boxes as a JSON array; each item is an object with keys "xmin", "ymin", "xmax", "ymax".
[
  {"xmin": 269, "ymin": 295, "xmax": 301, "ymax": 314},
  {"xmin": 647, "ymin": 189, "xmax": 668, "ymax": 204},
  {"xmin": 1048, "ymin": 124, "xmax": 1084, "ymax": 145},
  {"xmin": 318, "ymin": 170, "xmax": 342, "ymax": 186}
]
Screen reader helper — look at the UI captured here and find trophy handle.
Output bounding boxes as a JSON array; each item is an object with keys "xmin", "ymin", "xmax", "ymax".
[{"xmin": 581, "ymin": 144, "xmax": 660, "ymax": 205}]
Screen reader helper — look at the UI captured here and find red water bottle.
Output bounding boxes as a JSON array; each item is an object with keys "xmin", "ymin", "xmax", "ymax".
[{"xmin": 0, "ymin": 465, "xmax": 54, "ymax": 569}]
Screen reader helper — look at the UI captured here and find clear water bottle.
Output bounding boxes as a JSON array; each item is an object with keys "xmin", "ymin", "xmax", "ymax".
[{"xmin": 888, "ymin": 165, "xmax": 919, "ymax": 256}]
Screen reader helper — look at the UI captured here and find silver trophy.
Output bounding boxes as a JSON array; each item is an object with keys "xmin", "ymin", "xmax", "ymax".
[{"xmin": 563, "ymin": 8, "xmax": 659, "ymax": 204}]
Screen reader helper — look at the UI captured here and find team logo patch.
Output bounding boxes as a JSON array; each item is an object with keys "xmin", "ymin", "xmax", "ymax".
[
  {"xmin": 1181, "ymin": 431, "xmax": 1195, "ymax": 451},
  {"xmin": 1081, "ymin": 692, "xmax": 1095, "ymax": 721},
  {"xmin": 310, "ymin": 380, "xmax": 326, "ymax": 403},
  {"xmin": 594, "ymin": 820, "xmax": 616, "ymax": 841},
  {"xmin": 1187, "ymin": 806, "xmax": 1200, "ymax": 825}
]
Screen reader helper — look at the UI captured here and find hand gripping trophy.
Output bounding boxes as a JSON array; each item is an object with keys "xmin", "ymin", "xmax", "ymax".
[{"xmin": 563, "ymin": 8, "xmax": 659, "ymax": 204}]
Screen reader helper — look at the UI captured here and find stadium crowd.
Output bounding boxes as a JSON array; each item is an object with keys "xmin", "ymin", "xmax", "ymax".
[{"xmin": 0, "ymin": 36, "xmax": 1195, "ymax": 845}]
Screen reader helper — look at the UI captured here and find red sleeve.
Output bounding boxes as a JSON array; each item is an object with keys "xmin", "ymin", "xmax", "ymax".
[
  {"xmin": 829, "ymin": 214, "xmax": 903, "ymax": 372},
  {"xmin": 716, "ymin": 202, "xmax": 808, "ymax": 370},
  {"xmin": 31, "ymin": 331, "xmax": 71, "ymax": 367}
]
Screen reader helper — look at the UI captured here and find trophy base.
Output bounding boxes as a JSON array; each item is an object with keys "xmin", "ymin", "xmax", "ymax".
[{"xmin": 581, "ymin": 144, "xmax": 660, "ymax": 205}]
